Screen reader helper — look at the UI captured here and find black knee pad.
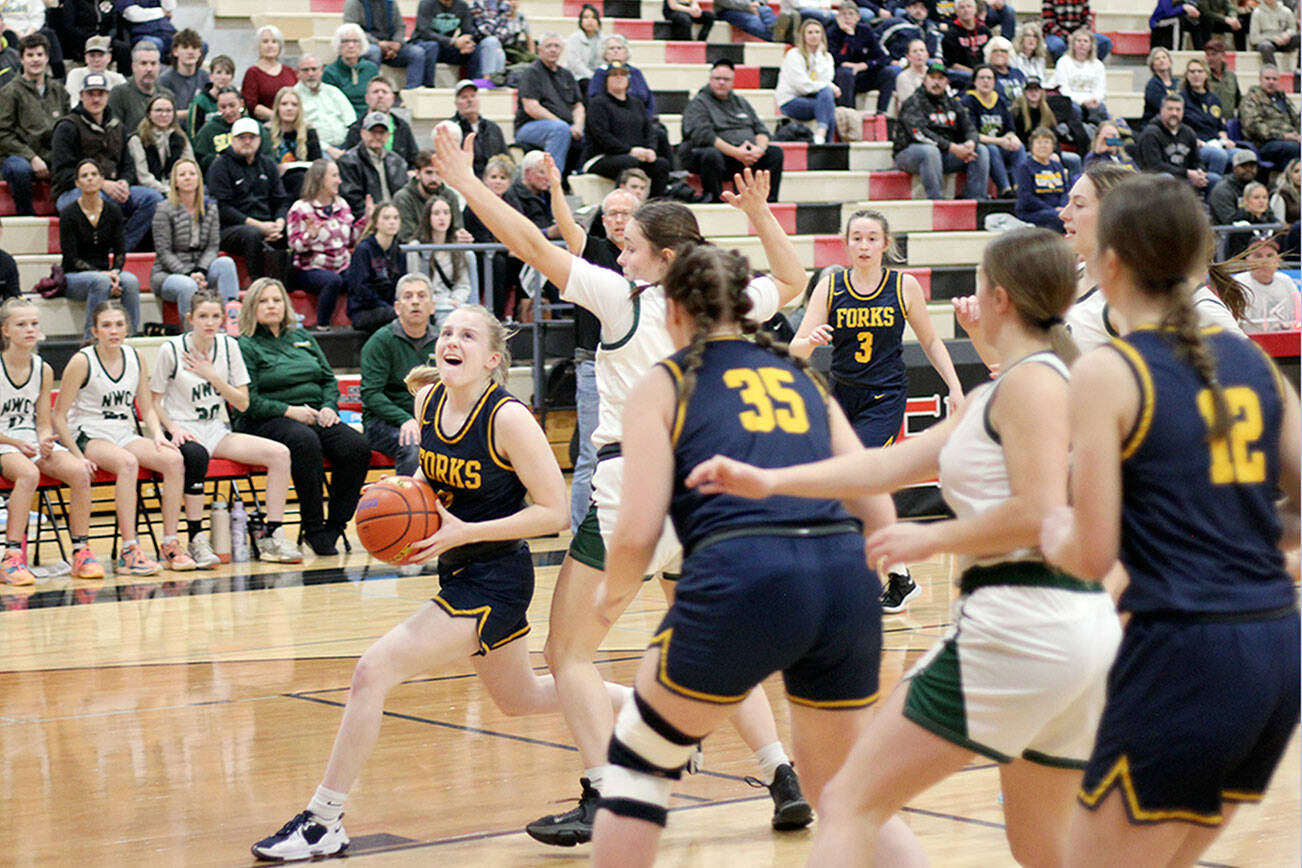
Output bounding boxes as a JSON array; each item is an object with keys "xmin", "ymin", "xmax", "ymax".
[{"xmin": 177, "ymin": 440, "xmax": 210, "ymax": 495}]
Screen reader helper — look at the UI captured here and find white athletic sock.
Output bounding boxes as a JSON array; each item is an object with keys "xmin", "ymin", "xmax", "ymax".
[
  {"xmin": 585, "ymin": 766, "xmax": 606, "ymax": 795},
  {"xmin": 753, "ymin": 741, "xmax": 790, "ymax": 787},
  {"xmin": 886, "ymin": 563, "xmax": 910, "ymax": 580},
  {"xmin": 307, "ymin": 785, "xmax": 348, "ymax": 824},
  {"xmin": 614, "ymin": 684, "xmax": 634, "ymax": 709}
]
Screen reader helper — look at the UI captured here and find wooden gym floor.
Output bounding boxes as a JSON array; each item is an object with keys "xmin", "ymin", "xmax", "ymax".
[{"xmin": 0, "ymin": 525, "xmax": 1297, "ymax": 867}]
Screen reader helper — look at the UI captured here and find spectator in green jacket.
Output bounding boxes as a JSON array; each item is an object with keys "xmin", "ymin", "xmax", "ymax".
[
  {"xmin": 187, "ymin": 55, "xmax": 235, "ymax": 138},
  {"xmin": 0, "ymin": 34, "xmax": 67, "ymax": 215},
  {"xmin": 323, "ymin": 24, "xmax": 380, "ymax": 117},
  {"xmin": 1240, "ymin": 64, "xmax": 1301, "ymax": 168}
]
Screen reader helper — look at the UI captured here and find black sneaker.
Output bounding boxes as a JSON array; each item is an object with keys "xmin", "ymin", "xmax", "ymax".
[
  {"xmin": 525, "ymin": 777, "xmax": 599, "ymax": 846},
  {"xmin": 880, "ymin": 571, "xmax": 920, "ymax": 614},
  {"xmin": 251, "ymin": 810, "xmax": 349, "ymax": 862},
  {"xmin": 746, "ymin": 763, "xmax": 813, "ymax": 830}
]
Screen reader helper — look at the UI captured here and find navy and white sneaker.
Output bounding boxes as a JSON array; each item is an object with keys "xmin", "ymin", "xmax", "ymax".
[
  {"xmin": 880, "ymin": 571, "xmax": 920, "ymax": 614},
  {"xmin": 251, "ymin": 811, "xmax": 349, "ymax": 862}
]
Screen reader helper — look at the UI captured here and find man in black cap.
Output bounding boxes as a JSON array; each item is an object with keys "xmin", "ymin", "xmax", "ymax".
[
  {"xmin": 338, "ymin": 111, "xmax": 409, "ymax": 217},
  {"xmin": 205, "ymin": 116, "xmax": 289, "ymax": 281},
  {"xmin": 892, "ymin": 58, "xmax": 989, "ymax": 200},
  {"xmin": 681, "ymin": 58, "xmax": 783, "ymax": 203}
]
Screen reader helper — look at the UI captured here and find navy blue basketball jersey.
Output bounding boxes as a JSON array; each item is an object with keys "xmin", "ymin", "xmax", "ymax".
[
  {"xmin": 1112, "ymin": 327, "xmax": 1294, "ymax": 615},
  {"xmin": 827, "ymin": 268, "xmax": 908, "ymax": 389},
  {"xmin": 417, "ymin": 381, "xmax": 528, "ymax": 525},
  {"xmin": 661, "ymin": 337, "xmax": 854, "ymax": 552}
]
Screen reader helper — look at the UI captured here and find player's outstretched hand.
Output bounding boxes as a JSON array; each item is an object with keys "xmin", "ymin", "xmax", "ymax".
[
  {"xmin": 806, "ymin": 324, "xmax": 833, "ymax": 346},
  {"xmin": 684, "ymin": 454, "xmax": 774, "ymax": 499},
  {"xmin": 865, "ymin": 521, "xmax": 938, "ymax": 568},
  {"xmin": 405, "ymin": 499, "xmax": 474, "ymax": 563},
  {"xmin": 1039, "ymin": 505, "xmax": 1075, "ymax": 568},
  {"xmin": 721, "ymin": 168, "xmax": 770, "ymax": 213},
  {"xmin": 431, "ymin": 126, "xmax": 477, "ymax": 192}
]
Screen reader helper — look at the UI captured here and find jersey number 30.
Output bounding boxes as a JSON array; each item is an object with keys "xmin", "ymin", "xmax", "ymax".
[
  {"xmin": 1198, "ymin": 386, "xmax": 1266, "ymax": 485},
  {"xmin": 723, "ymin": 368, "xmax": 810, "ymax": 434}
]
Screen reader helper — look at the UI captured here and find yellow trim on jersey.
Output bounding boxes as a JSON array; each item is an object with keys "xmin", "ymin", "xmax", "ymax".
[
  {"xmin": 418, "ymin": 382, "xmax": 439, "ymax": 426},
  {"xmin": 894, "ymin": 271, "xmax": 908, "ymax": 318},
  {"xmin": 1109, "ymin": 339, "xmax": 1156, "ymax": 461},
  {"xmin": 484, "ymin": 396, "xmax": 516, "ymax": 471},
  {"xmin": 487, "ymin": 623, "xmax": 531, "ymax": 650},
  {"xmin": 1220, "ymin": 789, "xmax": 1264, "ymax": 803},
  {"xmin": 1078, "ymin": 755, "xmax": 1225, "ymax": 826},
  {"xmin": 432, "ymin": 595, "xmax": 496, "ymax": 654},
  {"xmin": 842, "ymin": 267, "xmax": 890, "ymax": 302},
  {"xmin": 432, "ymin": 383, "xmax": 497, "ymax": 445},
  {"xmin": 787, "ymin": 690, "xmax": 880, "ymax": 710},
  {"xmin": 661, "ymin": 359, "xmax": 687, "ymax": 447},
  {"xmin": 649, "ymin": 628, "xmax": 751, "ymax": 704}
]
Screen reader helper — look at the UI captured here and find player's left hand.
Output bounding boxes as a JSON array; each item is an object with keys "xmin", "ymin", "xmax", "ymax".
[
  {"xmin": 866, "ymin": 521, "xmax": 938, "ymax": 567},
  {"xmin": 721, "ymin": 167, "xmax": 770, "ymax": 212},
  {"xmin": 405, "ymin": 500, "xmax": 474, "ymax": 562},
  {"xmin": 316, "ymin": 407, "xmax": 340, "ymax": 427}
]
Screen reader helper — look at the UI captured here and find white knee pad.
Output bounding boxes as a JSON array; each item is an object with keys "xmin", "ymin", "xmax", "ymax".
[{"xmin": 601, "ymin": 693, "xmax": 700, "ymax": 826}]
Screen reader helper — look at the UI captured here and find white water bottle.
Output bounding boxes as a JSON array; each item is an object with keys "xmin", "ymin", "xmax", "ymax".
[
  {"xmin": 211, "ymin": 501, "xmax": 231, "ymax": 564},
  {"xmin": 230, "ymin": 500, "xmax": 249, "ymax": 563}
]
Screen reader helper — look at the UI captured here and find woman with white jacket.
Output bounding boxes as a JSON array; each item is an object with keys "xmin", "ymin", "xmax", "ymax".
[
  {"xmin": 1052, "ymin": 27, "xmax": 1109, "ymax": 123},
  {"xmin": 776, "ymin": 19, "xmax": 839, "ymax": 144}
]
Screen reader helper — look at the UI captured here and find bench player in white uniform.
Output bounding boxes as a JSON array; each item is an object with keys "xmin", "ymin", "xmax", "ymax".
[
  {"xmin": 149, "ymin": 291, "xmax": 302, "ymax": 566},
  {"xmin": 692, "ymin": 229, "xmax": 1123, "ymax": 867},
  {"xmin": 430, "ymin": 126, "xmax": 830, "ymax": 842},
  {"xmin": 0, "ymin": 298, "xmax": 104, "ymax": 584},
  {"xmin": 54, "ymin": 299, "xmax": 197, "ymax": 575}
]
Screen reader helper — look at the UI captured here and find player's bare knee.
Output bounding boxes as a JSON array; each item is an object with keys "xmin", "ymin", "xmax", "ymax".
[{"xmin": 12, "ymin": 462, "xmax": 38, "ymax": 488}]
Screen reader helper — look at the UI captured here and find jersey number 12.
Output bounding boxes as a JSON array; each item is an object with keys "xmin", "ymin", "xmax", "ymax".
[{"xmin": 1198, "ymin": 386, "xmax": 1266, "ymax": 485}]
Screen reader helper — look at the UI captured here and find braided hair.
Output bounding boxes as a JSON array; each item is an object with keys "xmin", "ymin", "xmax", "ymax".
[{"xmin": 1097, "ymin": 174, "xmax": 1229, "ymax": 439}]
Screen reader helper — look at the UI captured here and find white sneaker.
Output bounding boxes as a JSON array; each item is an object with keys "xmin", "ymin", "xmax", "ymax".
[
  {"xmin": 188, "ymin": 532, "xmax": 221, "ymax": 569},
  {"xmin": 256, "ymin": 528, "xmax": 303, "ymax": 564},
  {"xmin": 813, "ymin": 126, "xmax": 827, "ymax": 145},
  {"xmin": 251, "ymin": 811, "xmax": 348, "ymax": 862}
]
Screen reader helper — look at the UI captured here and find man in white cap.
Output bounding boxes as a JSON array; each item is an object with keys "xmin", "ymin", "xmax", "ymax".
[
  {"xmin": 294, "ymin": 54, "xmax": 355, "ymax": 159},
  {"xmin": 448, "ymin": 79, "xmax": 506, "ymax": 176},
  {"xmin": 338, "ymin": 111, "xmax": 408, "ymax": 216},
  {"xmin": 205, "ymin": 116, "xmax": 290, "ymax": 282},
  {"xmin": 50, "ymin": 71, "xmax": 163, "ymax": 250}
]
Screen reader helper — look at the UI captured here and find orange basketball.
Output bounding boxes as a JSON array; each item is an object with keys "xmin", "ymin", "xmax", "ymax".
[{"xmin": 354, "ymin": 476, "xmax": 442, "ymax": 565}]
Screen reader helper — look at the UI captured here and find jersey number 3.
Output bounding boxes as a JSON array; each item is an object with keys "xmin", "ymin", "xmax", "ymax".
[
  {"xmin": 1198, "ymin": 386, "xmax": 1266, "ymax": 485},
  {"xmin": 723, "ymin": 368, "xmax": 810, "ymax": 434},
  {"xmin": 855, "ymin": 331, "xmax": 874, "ymax": 364}
]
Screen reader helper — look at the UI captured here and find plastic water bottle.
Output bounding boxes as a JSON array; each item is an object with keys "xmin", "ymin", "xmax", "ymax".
[
  {"xmin": 230, "ymin": 500, "xmax": 249, "ymax": 563},
  {"xmin": 225, "ymin": 300, "xmax": 242, "ymax": 336},
  {"xmin": 211, "ymin": 501, "xmax": 231, "ymax": 564},
  {"xmin": 247, "ymin": 506, "xmax": 266, "ymax": 559}
]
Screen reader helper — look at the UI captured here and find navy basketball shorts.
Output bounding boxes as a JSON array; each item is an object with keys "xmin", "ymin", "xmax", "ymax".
[
  {"xmin": 433, "ymin": 541, "xmax": 535, "ymax": 655},
  {"xmin": 650, "ymin": 531, "xmax": 882, "ymax": 708},
  {"xmin": 1079, "ymin": 609, "xmax": 1300, "ymax": 825},
  {"xmin": 831, "ymin": 379, "xmax": 908, "ymax": 448}
]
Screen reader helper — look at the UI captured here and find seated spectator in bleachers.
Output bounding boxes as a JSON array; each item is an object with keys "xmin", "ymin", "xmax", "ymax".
[
  {"xmin": 194, "ymin": 86, "xmax": 272, "ymax": 173},
  {"xmin": 1240, "ymin": 65, "xmax": 1302, "ymax": 167},
  {"xmin": 59, "ymin": 159, "xmax": 142, "ymax": 337},
  {"xmin": 1225, "ymin": 180, "xmax": 1277, "ymax": 258},
  {"xmin": 119, "ymin": 0, "xmax": 175, "ymax": 58},
  {"xmin": 0, "ymin": 34, "xmax": 67, "ymax": 216},
  {"xmin": 287, "ymin": 159, "xmax": 362, "ymax": 329},
  {"xmin": 894, "ymin": 59, "xmax": 990, "ymax": 199},
  {"xmin": 1014, "ymin": 127, "xmax": 1069, "ymax": 230},
  {"xmin": 409, "ymin": 195, "xmax": 473, "ymax": 319},
  {"xmin": 1011, "ymin": 20, "xmax": 1049, "ymax": 81},
  {"xmin": 235, "ymin": 277, "xmax": 372, "ymax": 557},
  {"xmin": 470, "ymin": 0, "xmax": 534, "ymax": 65},
  {"xmin": 413, "ymin": 0, "xmax": 506, "ymax": 82},
  {"xmin": 338, "ymin": 112, "xmax": 408, "ymax": 217},
  {"xmin": 1083, "ymin": 119, "xmax": 1138, "ymax": 170},
  {"xmin": 462, "ymin": 153, "xmax": 520, "ymax": 318},
  {"xmin": 127, "ymin": 94, "xmax": 193, "ymax": 194},
  {"xmin": 295, "ymin": 55, "xmax": 355, "ymax": 161},
  {"xmin": 0, "ymin": 0, "xmax": 63, "ymax": 77},
  {"xmin": 963, "ymin": 64, "xmax": 1023, "ymax": 198},
  {"xmin": 62, "ymin": 0, "xmax": 129, "ymax": 75},
  {"xmin": 827, "ymin": 4, "xmax": 899, "ymax": 115},
  {"xmin": 878, "ymin": 0, "xmax": 942, "ymax": 61},
  {"xmin": 585, "ymin": 165, "xmax": 647, "ymax": 240},
  {"xmin": 984, "ymin": 0, "xmax": 1017, "ymax": 38},
  {"xmin": 786, "ymin": 0, "xmax": 837, "ymax": 32},
  {"xmin": 186, "ymin": 54, "xmax": 233, "ymax": 137},
  {"xmin": 1012, "ymin": 76, "xmax": 1081, "ymax": 176},
  {"xmin": 344, "ymin": 0, "xmax": 424, "ymax": 90},
  {"xmin": 1195, "ymin": 0, "xmax": 1246, "ymax": 51},
  {"xmin": 448, "ymin": 79, "xmax": 507, "ymax": 177},
  {"xmin": 394, "ymin": 148, "xmax": 468, "ymax": 242},
  {"xmin": 346, "ymin": 201, "xmax": 403, "ymax": 333},
  {"xmin": 0, "ymin": 219, "xmax": 21, "ymax": 299},
  {"xmin": 565, "ymin": 4, "xmax": 603, "ymax": 94},
  {"xmin": 588, "ymin": 35, "xmax": 672, "ymax": 161},
  {"xmin": 1053, "ymin": 27, "xmax": 1109, "ymax": 124},
  {"xmin": 1250, "ymin": 0, "xmax": 1299, "ymax": 67},
  {"xmin": 1270, "ymin": 157, "xmax": 1299, "ymax": 225},
  {"xmin": 1210, "ymin": 147, "xmax": 1259, "ymax": 224},
  {"xmin": 342, "ymin": 77, "xmax": 418, "ymax": 170},
  {"xmin": 1137, "ymin": 94, "xmax": 1216, "ymax": 198},
  {"xmin": 582, "ymin": 61, "xmax": 669, "ymax": 194},
  {"xmin": 244, "ymin": 26, "xmax": 298, "ymax": 123},
  {"xmin": 1142, "ymin": 47, "xmax": 1178, "ymax": 127},
  {"xmin": 359, "ymin": 273, "xmax": 437, "ymax": 475},
  {"xmin": 52, "ymin": 73, "xmax": 164, "ymax": 251},
  {"xmin": 887, "ymin": 37, "xmax": 930, "ymax": 119},
  {"xmin": 1041, "ymin": 0, "xmax": 1112, "ymax": 60},
  {"xmin": 267, "ymin": 87, "xmax": 323, "ymax": 201},
  {"xmin": 1203, "ymin": 39, "xmax": 1241, "ymax": 117},
  {"xmin": 504, "ymin": 149, "xmax": 555, "ymax": 232},
  {"xmin": 985, "ymin": 36, "xmax": 1026, "ymax": 102},
  {"xmin": 941, "ymin": 0, "xmax": 991, "ymax": 88},
  {"xmin": 1180, "ymin": 58, "xmax": 1240, "ymax": 180},
  {"xmin": 1236, "ymin": 239, "xmax": 1297, "ymax": 328},
  {"xmin": 682, "ymin": 58, "xmax": 784, "ymax": 202},
  {"xmin": 65, "ymin": 35, "xmax": 125, "ymax": 109},
  {"xmin": 151, "ymin": 158, "xmax": 239, "ymax": 324},
  {"xmin": 324, "ymin": 25, "xmax": 380, "ymax": 118},
  {"xmin": 663, "ymin": 0, "xmax": 714, "ymax": 41},
  {"xmin": 777, "ymin": 20, "xmax": 838, "ymax": 144},
  {"xmin": 1150, "ymin": 0, "xmax": 1203, "ymax": 51},
  {"xmin": 159, "ymin": 29, "xmax": 208, "ymax": 113},
  {"xmin": 206, "ymin": 117, "xmax": 290, "ymax": 281},
  {"xmin": 715, "ymin": 0, "xmax": 777, "ymax": 41},
  {"xmin": 108, "ymin": 41, "xmax": 174, "ymax": 134},
  {"xmin": 513, "ymin": 33, "xmax": 584, "ymax": 179}
]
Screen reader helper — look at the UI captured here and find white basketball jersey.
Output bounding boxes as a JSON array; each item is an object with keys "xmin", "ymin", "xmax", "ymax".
[
  {"xmin": 0, "ymin": 353, "xmax": 42, "ymax": 443},
  {"xmin": 68, "ymin": 346, "xmax": 140, "ymax": 438},
  {"xmin": 150, "ymin": 333, "xmax": 250, "ymax": 425}
]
